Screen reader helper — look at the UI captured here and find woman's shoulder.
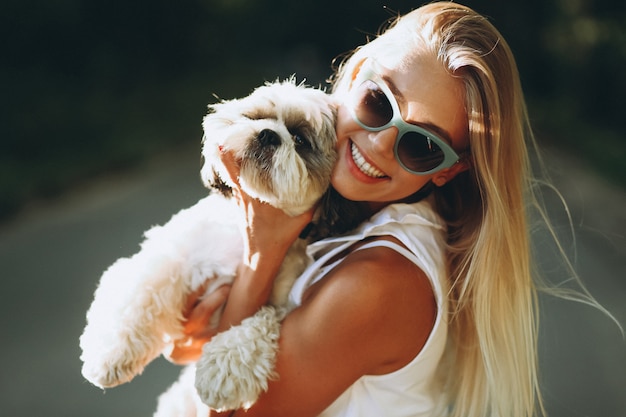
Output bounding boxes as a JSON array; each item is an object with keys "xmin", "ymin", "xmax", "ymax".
[{"xmin": 302, "ymin": 237, "xmax": 438, "ymax": 375}]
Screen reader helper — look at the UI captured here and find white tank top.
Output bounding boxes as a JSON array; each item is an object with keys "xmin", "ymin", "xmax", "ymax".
[{"xmin": 288, "ymin": 201, "xmax": 449, "ymax": 417}]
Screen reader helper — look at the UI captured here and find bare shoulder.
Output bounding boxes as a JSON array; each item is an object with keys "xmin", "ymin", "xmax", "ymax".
[
  {"xmin": 238, "ymin": 237, "xmax": 439, "ymax": 416},
  {"xmin": 302, "ymin": 237, "xmax": 438, "ymax": 374}
]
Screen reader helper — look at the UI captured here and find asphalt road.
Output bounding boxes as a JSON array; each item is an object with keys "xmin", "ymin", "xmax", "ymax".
[{"xmin": 1, "ymin": 144, "xmax": 624, "ymax": 417}]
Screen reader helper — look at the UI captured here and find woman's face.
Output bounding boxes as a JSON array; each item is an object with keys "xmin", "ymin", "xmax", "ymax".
[{"xmin": 331, "ymin": 51, "xmax": 469, "ymax": 209}]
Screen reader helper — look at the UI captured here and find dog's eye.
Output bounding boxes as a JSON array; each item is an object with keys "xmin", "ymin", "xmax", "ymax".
[{"xmin": 292, "ymin": 133, "xmax": 311, "ymax": 149}]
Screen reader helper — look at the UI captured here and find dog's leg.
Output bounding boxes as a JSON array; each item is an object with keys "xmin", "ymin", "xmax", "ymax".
[
  {"xmin": 79, "ymin": 250, "xmax": 191, "ymax": 388},
  {"xmin": 194, "ymin": 305, "xmax": 286, "ymax": 411},
  {"xmin": 154, "ymin": 365, "xmax": 209, "ymax": 417},
  {"xmin": 80, "ymin": 195, "xmax": 242, "ymax": 388},
  {"xmin": 193, "ymin": 235, "xmax": 308, "ymax": 410}
]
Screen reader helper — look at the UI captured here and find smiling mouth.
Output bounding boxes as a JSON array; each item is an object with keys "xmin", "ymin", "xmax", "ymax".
[{"xmin": 350, "ymin": 141, "xmax": 386, "ymax": 178}]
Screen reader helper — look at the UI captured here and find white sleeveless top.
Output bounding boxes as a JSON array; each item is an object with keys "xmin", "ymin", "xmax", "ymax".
[{"xmin": 288, "ymin": 200, "xmax": 449, "ymax": 417}]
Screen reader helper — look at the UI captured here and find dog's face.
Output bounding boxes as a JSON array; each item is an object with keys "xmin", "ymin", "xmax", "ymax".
[{"xmin": 201, "ymin": 81, "xmax": 337, "ymax": 216}]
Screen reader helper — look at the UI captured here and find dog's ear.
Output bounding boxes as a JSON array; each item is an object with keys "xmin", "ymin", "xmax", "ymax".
[{"xmin": 206, "ymin": 168, "xmax": 233, "ymax": 198}]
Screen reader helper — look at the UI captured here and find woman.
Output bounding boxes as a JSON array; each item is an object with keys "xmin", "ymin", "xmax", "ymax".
[{"xmin": 172, "ymin": 2, "xmax": 547, "ymax": 416}]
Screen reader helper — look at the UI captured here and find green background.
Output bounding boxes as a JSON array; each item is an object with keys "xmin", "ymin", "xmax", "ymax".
[{"xmin": 2, "ymin": 0, "xmax": 625, "ymax": 220}]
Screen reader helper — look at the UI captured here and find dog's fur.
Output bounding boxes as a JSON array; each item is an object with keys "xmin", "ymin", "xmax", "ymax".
[{"xmin": 79, "ymin": 80, "xmax": 362, "ymax": 413}]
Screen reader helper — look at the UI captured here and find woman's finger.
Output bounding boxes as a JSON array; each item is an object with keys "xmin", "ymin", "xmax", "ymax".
[
  {"xmin": 218, "ymin": 147, "xmax": 241, "ymax": 188},
  {"xmin": 183, "ymin": 281, "xmax": 210, "ymax": 318},
  {"xmin": 166, "ymin": 334, "xmax": 211, "ymax": 364},
  {"xmin": 166, "ymin": 285, "xmax": 232, "ymax": 364},
  {"xmin": 184, "ymin": 285, "xmax": 231, "ymax": 335}
]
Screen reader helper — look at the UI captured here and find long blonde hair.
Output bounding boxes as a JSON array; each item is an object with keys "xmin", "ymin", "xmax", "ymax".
[{"xmin": 332, "ymin": 3, "xmax": 546, "ymax": 416}]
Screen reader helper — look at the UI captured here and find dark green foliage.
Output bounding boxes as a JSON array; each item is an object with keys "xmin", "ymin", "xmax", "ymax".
[{"xmin": 2, "ymin": 0, "xmax": 624, "ymax": 221}]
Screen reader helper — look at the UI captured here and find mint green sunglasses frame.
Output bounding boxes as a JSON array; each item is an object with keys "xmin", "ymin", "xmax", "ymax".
[{"xmin": 348, "ymin": 59, "xmax": 460, "ymax": 175}]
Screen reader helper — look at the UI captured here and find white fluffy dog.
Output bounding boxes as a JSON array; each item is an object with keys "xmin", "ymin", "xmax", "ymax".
[{"xmin": 79, "ymin": 80, "xmax": 351, "ymax": 413}]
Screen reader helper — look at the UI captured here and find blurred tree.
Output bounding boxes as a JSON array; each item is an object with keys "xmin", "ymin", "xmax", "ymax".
[{"xmin": 1, "ymin": 0, "xmax": 624, "ymax": 222}]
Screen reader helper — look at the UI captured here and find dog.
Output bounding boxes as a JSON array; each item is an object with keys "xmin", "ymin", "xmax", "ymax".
[{"xmin": 79, "ymin": 79, "xmax": 362, "ymax": 414}]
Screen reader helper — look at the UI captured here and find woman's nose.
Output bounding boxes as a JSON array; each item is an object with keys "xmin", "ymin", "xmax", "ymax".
[{"xmin": 369, "ymin": 127, "xmax": 397, "ymax": 159}]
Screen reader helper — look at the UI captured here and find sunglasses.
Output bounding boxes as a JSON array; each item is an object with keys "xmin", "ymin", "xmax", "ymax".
[{"xmin": 348, "ymin": 59, "xmax": 460, "ymax": 175}]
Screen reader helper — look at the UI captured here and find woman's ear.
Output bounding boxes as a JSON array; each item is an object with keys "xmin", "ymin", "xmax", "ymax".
[{"xmin": 432, "ymin": 158, "xmax": 471, "ymax": 187}]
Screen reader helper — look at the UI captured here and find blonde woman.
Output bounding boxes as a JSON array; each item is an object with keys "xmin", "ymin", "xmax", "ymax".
[{"xmin": 171, "ymin": 2, "xmax": 577, "ymax": 416}]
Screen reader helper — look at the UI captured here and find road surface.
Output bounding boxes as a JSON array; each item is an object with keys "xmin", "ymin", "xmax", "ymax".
[{"xmin": 1, "ymin": 144, "xmax": 624, "ymax": 417}]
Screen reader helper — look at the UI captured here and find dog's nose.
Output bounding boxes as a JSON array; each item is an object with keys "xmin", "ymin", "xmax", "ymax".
[{"xmin": 257, "ymin": 129, "xmax": 281, "ymax": 147}]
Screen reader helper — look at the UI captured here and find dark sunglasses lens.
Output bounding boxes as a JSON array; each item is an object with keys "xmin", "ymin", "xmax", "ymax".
[
  {"xmin": 397, "ymin": 132, "xmax": 446, "ymax": 172},
  {"xmin": 354, "ymin": 80, "xmax": 393, "ymax": 128}
]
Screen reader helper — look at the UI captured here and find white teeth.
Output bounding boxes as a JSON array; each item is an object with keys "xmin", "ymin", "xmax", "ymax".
[{"xmin": 351, "ymin": 142, "xmax": 386, "ymax": 178}]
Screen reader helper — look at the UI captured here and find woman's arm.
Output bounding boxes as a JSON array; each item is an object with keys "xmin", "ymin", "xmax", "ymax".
[
  {"xmin": 208, "ymin": 242, "xmax": 437, "ymax": 416},
  {"xmin": 201, "ymin": 149, "xmax": 437, "ymax": 415},
  {"xmin": 216, "ymin": 201, "xmax": 313, "ymax": 331},
  {"xmin": 215, "ymin": 149, "xmax": 315, "ymax": 332}
]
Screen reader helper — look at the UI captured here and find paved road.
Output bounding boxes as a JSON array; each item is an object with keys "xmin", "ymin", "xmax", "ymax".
[{"xmin": 1, "ymin": 144, "xmax": 624, "ymax": 417}]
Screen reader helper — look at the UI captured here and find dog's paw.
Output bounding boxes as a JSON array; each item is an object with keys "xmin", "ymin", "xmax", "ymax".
[
  {"xmin": 195, "ymin": 306, "xmax": 282, "ymax": 411},
  {"xmin": 80, "ymin": 330, "xmax": 163, "ymax": 388},
  {"xmin": 80, "ymin": 344, "xmax": 150, "ymax": 388},
  {"xmin": 81, "ymin": 360, "xmax": 140, "ymax": 389}
]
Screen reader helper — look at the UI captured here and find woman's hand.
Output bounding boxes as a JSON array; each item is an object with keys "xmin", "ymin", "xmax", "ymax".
[
  {"xmin": 164, "ymin": 284, "xmax": 231, "ymax": 364},
  {"xmin": 216, "ymin": 148, "xmax": 315, "ymax": 330},
  {"xmin": 219, "ymin": 148, "xmax": 315, "ymax": 266}
]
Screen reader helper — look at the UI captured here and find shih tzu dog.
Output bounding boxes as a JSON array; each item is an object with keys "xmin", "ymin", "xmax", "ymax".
[{"xmin": 79, "ymin": 79, "xmax": 361, "ymax": 414}]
